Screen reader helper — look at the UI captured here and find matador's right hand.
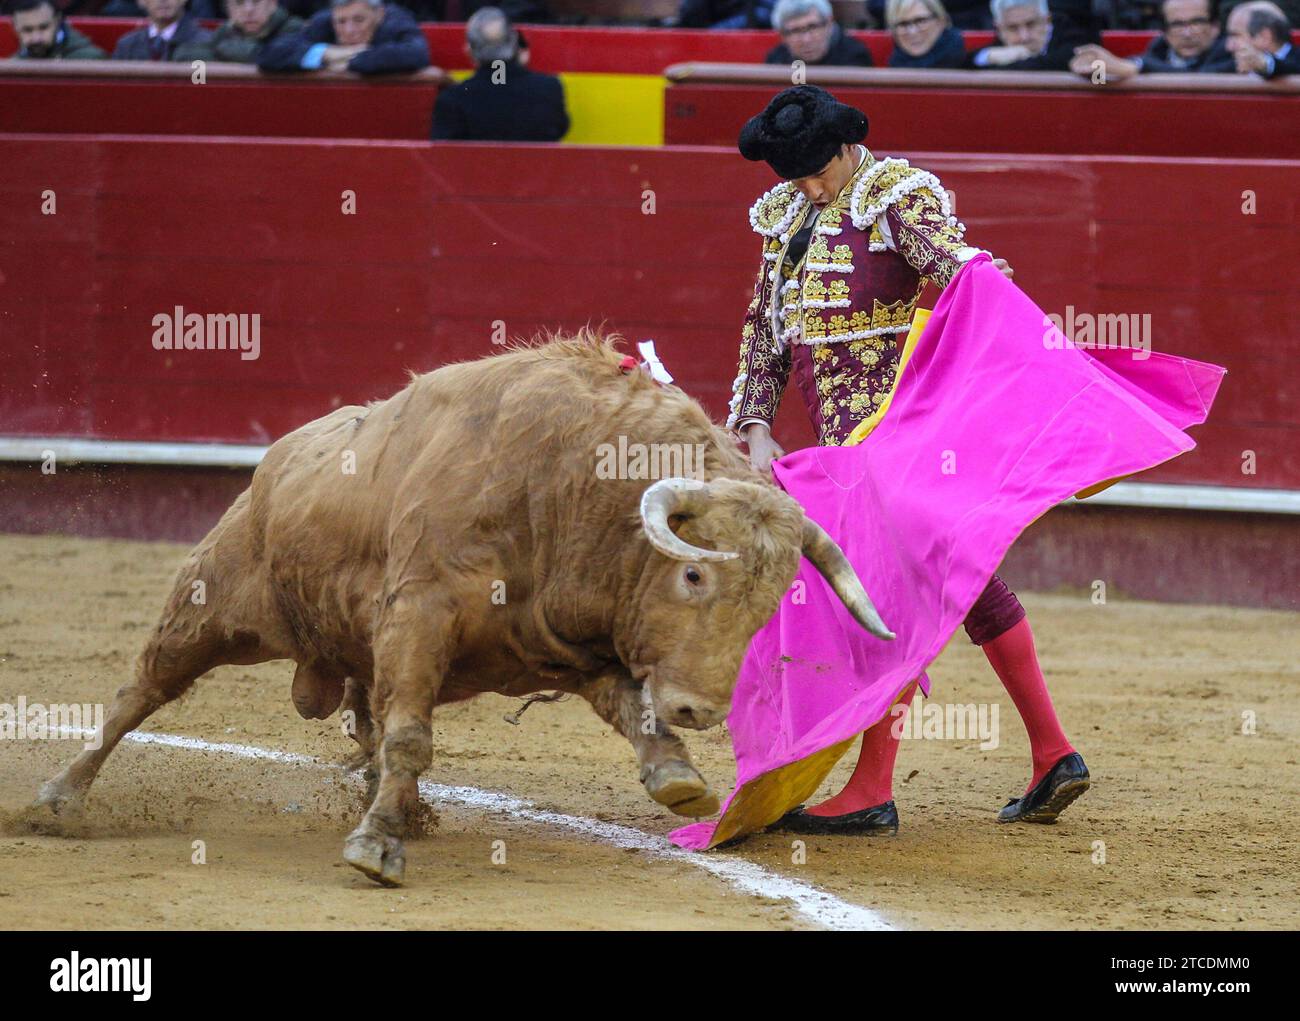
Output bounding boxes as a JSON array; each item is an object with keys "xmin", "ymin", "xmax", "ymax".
[{"xmin": 742, "ymin": 422, "xmax": 786, "ymax": 476}]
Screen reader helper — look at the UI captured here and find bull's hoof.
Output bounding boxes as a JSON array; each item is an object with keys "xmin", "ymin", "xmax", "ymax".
[
  {"xmin": 643, "ymin": 761, "xmax": 720, "ymax": 818},
  {"xmin": 20, "ymin": 781, "xmax": 86, "ymax": 835},
  {"xmin": 342, "ymin": 829, "xmax": 406, "ymax": 887}
]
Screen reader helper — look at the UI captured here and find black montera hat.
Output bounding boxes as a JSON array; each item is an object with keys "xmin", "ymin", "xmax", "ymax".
[{"xmin": 737, "ymin": 85, "xmax": 869, "ymax": 181}]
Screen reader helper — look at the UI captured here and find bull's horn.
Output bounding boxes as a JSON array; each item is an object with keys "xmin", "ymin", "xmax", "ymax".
[
  {"xmin": 639, "ymin": 478, "xmax": 740, "ymax": 563},
  {"xmin": 801, "ymin": 518, "xmax": 895, "ymax": 640}
]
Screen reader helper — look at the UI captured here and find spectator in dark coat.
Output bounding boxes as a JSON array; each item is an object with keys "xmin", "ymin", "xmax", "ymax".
[
  {"xmin": 174, "ymin": 0, "xmax": 303, "ymax": 61},
  {"xmin": 765, "ymin": 0, "xmax": 874, "ymax": 66},
  {"xmin": 678, "ymin": 0, "xmax": 777, "ymax": 28},
  {"xmin": 967, "ymin": 0, "xmax": 1090, "ymax": 68},
  {"xmin": 1070, "ymin": 0, "xmax": 1234, "ymax": 77},
  {"xmin": 258, "ymin": 0, "xmax": 429, "ymax": 73},
  {"xmin": 10, "ymin": 0, "xmax": 107, "ymax": 58},
  {"xmin": 886, "ymin": 0, "xmax": 968, "ymax": 66},
  {"xmin": 112, "ymin": 0, "xmax": 212, "ymax": 60},
  {"xmin": 431, "ymin": 7, "xmax": 568, "ymax": 140},
  {"xmin": 1226, "ymin": 0, "xmax": 1299, "ymax": 75}
]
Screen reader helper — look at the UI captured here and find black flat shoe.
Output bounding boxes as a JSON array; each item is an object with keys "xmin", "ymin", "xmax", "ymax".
[
  {"xmin": 997, "ymin": 752, "xmax": 1090, "ymax": 824},
  {"xmin": 770, "ymin": 800, "xmax": 899, "ymax": 836}
]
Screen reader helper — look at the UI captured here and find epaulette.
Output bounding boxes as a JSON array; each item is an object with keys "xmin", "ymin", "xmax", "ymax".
[
  {"xmin": 748, "ymin": 182, "xmax": 808, "ymax": 242},
  {"xmin": 848, "ymin": 157, "xmax": 952, "ymax": 231}
]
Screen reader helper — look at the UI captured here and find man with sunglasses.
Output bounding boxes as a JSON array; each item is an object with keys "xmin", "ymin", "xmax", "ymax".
[{"xmin": 1070, "ymin": 0, "xmax": 1234, "ymax": 78}]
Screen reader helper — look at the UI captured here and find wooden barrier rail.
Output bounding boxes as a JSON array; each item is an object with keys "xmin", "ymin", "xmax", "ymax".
[
  {"xmin": 664, "ymin": 66, "xmax": 1300, "ymax": 157},
  {"xmin": 0, "ymin": 59, "xmax": 449, "ymax": 138}
]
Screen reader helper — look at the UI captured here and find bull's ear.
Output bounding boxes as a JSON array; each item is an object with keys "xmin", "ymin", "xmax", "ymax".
[{"xmin": 800, "ymin": 518, "xmax": 894, "ymax": 640}]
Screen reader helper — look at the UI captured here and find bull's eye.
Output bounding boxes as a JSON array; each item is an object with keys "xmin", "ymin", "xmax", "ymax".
[{"xmin": 685, "ymin": 566, "xmax": 702, "ymax": 585}]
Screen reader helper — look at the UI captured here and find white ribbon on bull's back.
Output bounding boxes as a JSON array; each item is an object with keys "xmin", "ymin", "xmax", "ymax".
[{"xmin": 637, "ymin": 340, "xmax": 674, "ymax": 385}]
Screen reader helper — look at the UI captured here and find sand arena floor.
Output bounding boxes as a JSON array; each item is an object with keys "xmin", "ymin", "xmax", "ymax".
[{"xmin": 0, "ymin": 533, "xmax": 1296, "ymax": 930}]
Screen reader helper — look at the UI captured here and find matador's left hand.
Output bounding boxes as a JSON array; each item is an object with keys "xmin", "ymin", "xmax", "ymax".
[{"xmin": 992, "ymin": 258, "xmax": 1014, "ymax": 279}]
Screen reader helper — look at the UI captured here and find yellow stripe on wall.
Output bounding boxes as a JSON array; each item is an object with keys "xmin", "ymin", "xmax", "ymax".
[{"xmin": 446, "ymin": 71, "xmax": 665, "ymax": 146}]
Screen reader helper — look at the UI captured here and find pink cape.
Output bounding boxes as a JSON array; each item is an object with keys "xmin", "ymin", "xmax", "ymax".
[{"xmin": 671, "ymin": 254, "xmax": 1225, "ymax": 850}]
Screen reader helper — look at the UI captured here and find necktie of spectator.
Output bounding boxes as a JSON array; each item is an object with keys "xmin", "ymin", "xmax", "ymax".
[{"xmin": 150, "ymin": 34, "xmax": 166, "ymax": 61}]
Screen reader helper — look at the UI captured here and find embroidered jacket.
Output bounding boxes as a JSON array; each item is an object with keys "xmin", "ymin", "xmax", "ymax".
[{"xmin": 727, "ymin": 149, "xmax": 987, "ymax": 443}]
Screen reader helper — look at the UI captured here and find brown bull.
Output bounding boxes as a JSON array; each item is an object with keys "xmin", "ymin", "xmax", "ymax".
[{"xmin": 33, "ymin": 334, "xmax": 891, "ymax": 886}]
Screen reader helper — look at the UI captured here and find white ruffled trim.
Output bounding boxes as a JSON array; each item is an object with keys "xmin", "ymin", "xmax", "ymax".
[
  {"xmin": 801, "ymin": 298, "xmax": 852, "ymax": 309},
  {"xmin": 749, "ymin": 185, "xmax": 808, "ymax": 241},
  {"xmin": 805, "ymin": 261, "xmax": 853, "ymax": 274},
  {"xmin": 791, "ymin": 323, "xmax": 911, "ymax": 346},
  {"xmin": 849, "ymin": 158, "xmax": 956, "ymax": 233}
]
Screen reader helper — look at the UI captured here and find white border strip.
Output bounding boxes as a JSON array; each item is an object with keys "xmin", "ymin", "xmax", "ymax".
[
  {"xmin": 1068, "ymin": 482, "xmax": 1300, "ymax": 515},
  {"xmin": 3, "ymin": 437, "xmax": 1298, "ymax": 515},
  {"xmin": 0, "ymin": 437, "xmax": 267, "ymax": 468},
  {"xmin": 113, "ymin": 730, "xmax": 892, "ymax": 932}
]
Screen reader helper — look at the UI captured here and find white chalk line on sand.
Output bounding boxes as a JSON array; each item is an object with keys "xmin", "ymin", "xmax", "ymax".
[{"xmin": 107, "ymin": 730, "xmax": 893, "ymax": 931}]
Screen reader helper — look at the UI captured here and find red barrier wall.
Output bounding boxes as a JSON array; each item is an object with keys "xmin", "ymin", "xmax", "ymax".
[
  {"xmin": 1, "ymin": 19, "xmax": 1215, "ymax": 68},
  {"xmin": 665, "ymin": 76, "xmax": 1300, "ymax": 158},
  {"xmin": 2, "ymin": 135, "xmax": 1296, "ymax": 493},
  {"xmin": 0, "ymin": 65, "xmax": 446, "ymax": 139}
]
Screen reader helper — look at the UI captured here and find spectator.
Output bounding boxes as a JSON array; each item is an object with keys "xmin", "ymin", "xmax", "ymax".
[
  {"xmin": 173, "ymin": 0, "xmax": 304, "ymax": 62},
  {"xmin": 1070, "ymin": 0, "xmax": 1233, "ymax": 77},
  {"xmin": 430, "ymin": 6, "xmax": 568, "ymax": 140},
  {"xmin": 112, "ymin": 0, "xmax": 212, "ymax": 60},
  {"xmin": 678, "ymin": 0, "xmax": 777, "ymax": 28},
  {"xmin": 258, "ymin": 0, "xmax": 430, "ymax": 73},
  {"xmin": 886, "ymin": 0, "xmax": 967, "ymax": 66},
  {"xmin": 1226, "ymin": 0, "xmax": 1299, "ymax": 74},
  {"xmin": 966, "ymin": 0, "xmax": 1090, "ymax": 68},
  {"xmin": 9, "ymin": 0, "xmax": 106, "ymax": 58},
  {"xmin": 765, "ymin": 0, "xmax": 874, "ymax": 66}
]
